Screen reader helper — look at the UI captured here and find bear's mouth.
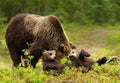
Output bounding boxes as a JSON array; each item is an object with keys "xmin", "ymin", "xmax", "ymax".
[
  {"xmin": 48, "ymin": 59, "xmax": 56, "ymax": 62},
  {"xmin": 69, "ymin": 56, "xmax": 76, "ymax": 61}
]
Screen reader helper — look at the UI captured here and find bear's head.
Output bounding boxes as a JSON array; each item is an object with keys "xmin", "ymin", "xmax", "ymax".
[
  {"xmin": 67, "ymin": 49, "xmax": 80, "ymax": 61},
  {"xmin": 67, "ymin": 49, "xmax": 90, "ymax": 61},
  {"xmin": 42, "ymin": 50, "xmax": 56, "ymax": 62}
]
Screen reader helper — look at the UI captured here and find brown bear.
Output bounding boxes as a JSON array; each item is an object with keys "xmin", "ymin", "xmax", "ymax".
[
  {"xmin": 67, "ymin": 49, "xmax": 107, "ymax": 70},
  {"xmin": 5, "ymin": 13, "xmax": 72, "ymax": 68},
  {"xmin": 42, "ymin": 50, "xmax": 66, "ymax": 74}
]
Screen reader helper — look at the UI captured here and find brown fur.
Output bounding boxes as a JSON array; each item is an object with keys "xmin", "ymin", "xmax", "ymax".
[
  {"xmin": 68, "ymin": 49, "xmax": 107, "ymax": 70},
  {"xmin": 42, "ymin": 50, "xmax": 66, "ymax": 73},
  {"xmin": 73, "ymin": 56, "xmax": 95, "ymax": 70},
  {"xmin": 5, "ymin": 13, "xmax": 71, "ymax": 68},
  {"xmin": 43, "ymin": 61, "xmax": 66, "ymax": 74}
]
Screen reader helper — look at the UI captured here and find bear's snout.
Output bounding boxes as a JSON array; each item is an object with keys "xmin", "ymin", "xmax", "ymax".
[
  {"xmin": 67, "ymin": 55, "xmax": 76, "ymax": 61},
  {"xmin": 50, "ymin": 54, "xmax": 56, "ymax": 60}
]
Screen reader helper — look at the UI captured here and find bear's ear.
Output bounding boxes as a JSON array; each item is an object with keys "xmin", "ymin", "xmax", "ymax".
[
  {"xmin": 42, "ymin": 49, "xmax": 47, "ymax": 54},
  {"xmin": 80, "ymin": 49, "xmax": 90, "ymax": 57}
]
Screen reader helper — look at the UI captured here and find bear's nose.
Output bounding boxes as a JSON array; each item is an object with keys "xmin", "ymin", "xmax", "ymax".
[
  {"xmin": 69, "ymin": 56, "xmax": 76, "ymax": 61},
  {"xmin": 54, "ymin": 56, "xmax": 56, "ymax": 59}
]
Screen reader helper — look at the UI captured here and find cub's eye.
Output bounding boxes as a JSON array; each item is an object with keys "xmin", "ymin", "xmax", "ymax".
[
  {"xmin": 49, "ymin": 53, "xmax": 52, "ymax": 55},
  {"xmin": 72, "ymin": 51, "xmax": 74, "ymax": 54}
]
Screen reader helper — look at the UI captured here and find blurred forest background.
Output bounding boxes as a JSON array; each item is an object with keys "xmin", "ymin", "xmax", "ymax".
[{"xmin": 0, "ymin": 0, "xmax": 120, "ymax": 25}]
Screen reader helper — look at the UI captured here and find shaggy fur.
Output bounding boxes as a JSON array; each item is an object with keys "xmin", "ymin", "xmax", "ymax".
[{"xmin": 5, "ymin": 13, "xmax": 71, "ymax": 68}]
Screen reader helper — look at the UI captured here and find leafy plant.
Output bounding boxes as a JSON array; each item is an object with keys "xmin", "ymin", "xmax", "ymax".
[{"xmin": 22, "ymin": 49, "xmax": 34, "ymax": 67}]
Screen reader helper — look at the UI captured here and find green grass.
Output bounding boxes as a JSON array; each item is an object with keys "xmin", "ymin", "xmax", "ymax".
[
  {"xmin": 0, "ymin": 65, "xmax": 119, "ymax": 83},
  {"xmin": 0, "ymin": 24, "xmax": 120, "ymax": 83}
]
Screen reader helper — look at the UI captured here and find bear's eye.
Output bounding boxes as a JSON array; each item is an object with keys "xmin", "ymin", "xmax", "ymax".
[
  {"xmin": 49, "ymin": 53, "xmax": 52, "ymax": 56},
  {"xmin": 72, "ymin": 51, "xmax": 74, "ymax": 54}
]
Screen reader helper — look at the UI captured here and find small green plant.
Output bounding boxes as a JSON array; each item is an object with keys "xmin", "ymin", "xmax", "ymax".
[
  {"xmin": 22, "ymin": 49, "xmax": 34, "ymax": 67},
  {"xmin": 63, "ymin": 67, "xmax": 71, "ymax": 74},
  {"xmin": 21, "ymin": 42, "xmax": 34, "ymax": 67},
  {"xmin": 61, "ymin": 57, "xmax": 72, "ymax": 65},
  {"xmin": 26, "ymin": 42, "xmax": 33, "ymax": 48},
  {"xmin": 93, "ymin": 63, "xmax": 102, "ymax": 73}
]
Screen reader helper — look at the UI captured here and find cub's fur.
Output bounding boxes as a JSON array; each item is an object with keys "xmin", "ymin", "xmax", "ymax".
[
  {"xmin": 67, "ymin": 49, "xmax": 107, "ymax": 70},
  {"xmin": 42, "ymin": 50, "xmax": 66, "ymax": 73}
]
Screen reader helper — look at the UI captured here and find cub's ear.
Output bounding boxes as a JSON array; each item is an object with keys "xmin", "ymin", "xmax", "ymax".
[
  {"xmin": 80, "ymin": 49, "xmax": 90, "ymax": 57},
  {"xmin": 42, "ymin": 49, "xmax": 47, "ymax": 54}
]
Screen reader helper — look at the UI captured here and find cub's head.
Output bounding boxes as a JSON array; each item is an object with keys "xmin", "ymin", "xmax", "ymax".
[
  {"xmin": 42, "ymin": 50, "xmax": 56, "ymax": 61},
  {"xmin": 67, "ymin": 49, "xmax": 80, "ymax": 61},
  {"xmin": 67, "ymin": 49, "xmax": 90, "ymax": 61}
]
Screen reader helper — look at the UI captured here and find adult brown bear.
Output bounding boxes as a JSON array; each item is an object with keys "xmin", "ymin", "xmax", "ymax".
[{"xmin": 5, "ymin": 13, "xmax": 71, "ymax": 68}]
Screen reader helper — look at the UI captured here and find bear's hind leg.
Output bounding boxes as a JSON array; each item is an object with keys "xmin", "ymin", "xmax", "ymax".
[{"xmin": 9, "ymin": 48, "xmax": 21, "ymax": 67}]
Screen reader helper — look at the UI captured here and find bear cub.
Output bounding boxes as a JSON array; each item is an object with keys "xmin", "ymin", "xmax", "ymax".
[
  {"xmin": 67, "ymin": 49, "xmax": 107, "ymax": 70},
  {"xmin": 42, "ymin": 50, "xmax": 66, "ymax": 74}
]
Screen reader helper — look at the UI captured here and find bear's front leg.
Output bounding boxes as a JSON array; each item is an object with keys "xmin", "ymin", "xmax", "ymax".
[
  {"xmin": 43, "ymin": 64, "xmax": 57, "ymax": 71},
  {"xmin": 28, "ymin": 44, "xmax": 42, "ymax": 68}
]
